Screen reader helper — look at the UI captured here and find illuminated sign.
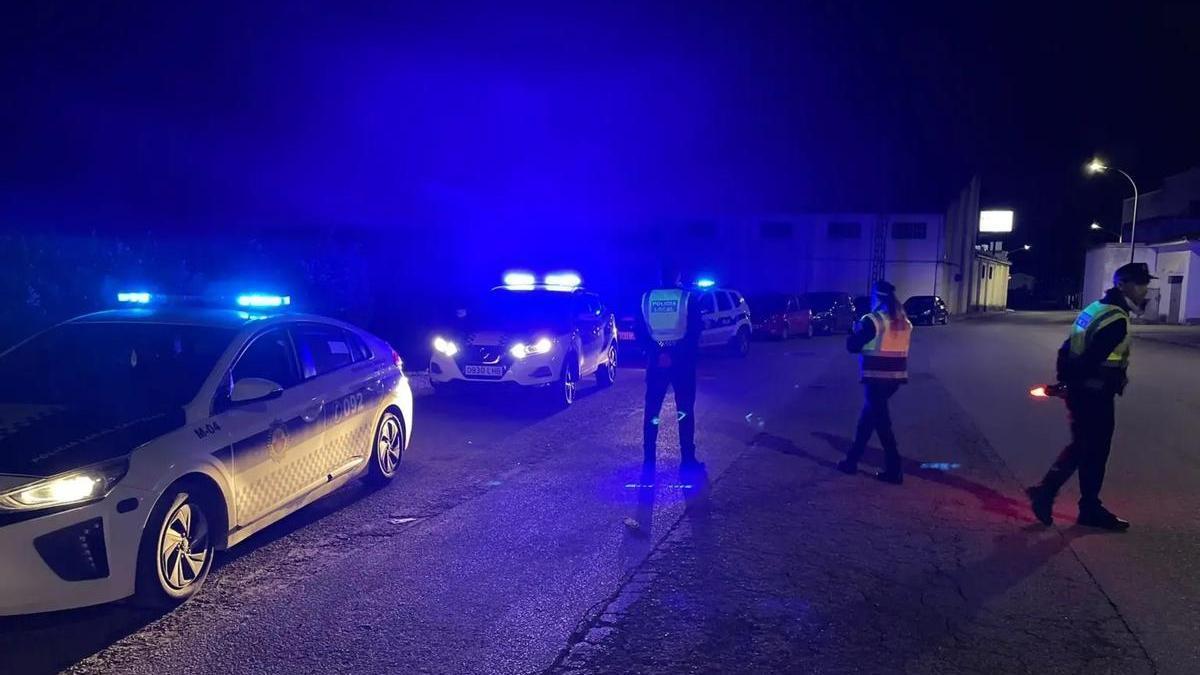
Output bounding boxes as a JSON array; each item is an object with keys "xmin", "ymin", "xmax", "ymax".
[{"xmin": 979, "ymin": 210, "xmax": 1014, "ymax": 233}]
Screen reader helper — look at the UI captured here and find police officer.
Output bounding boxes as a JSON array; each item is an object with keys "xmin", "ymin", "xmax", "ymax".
[
  {"xmin": 1026, "ymin": 262, "xmax": 1154, "ymax": 531},
  {"xmin": 636, "ymin": 263, "xmax": 705, "ymax": 475},
  {"xmin": 837, "ymin": 280, "xmax": 912, "ymax": 484}
]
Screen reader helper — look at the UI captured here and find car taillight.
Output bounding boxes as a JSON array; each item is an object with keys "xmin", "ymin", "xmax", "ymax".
[{"xmin": 390, "ymin": 347, "xmax": 404, "ymax": 370}]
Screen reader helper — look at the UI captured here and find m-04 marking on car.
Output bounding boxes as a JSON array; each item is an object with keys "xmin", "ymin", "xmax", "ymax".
[
  {"xmin": 193, "ymin": 422, "xmax": 222, "ymax": 439},
  {"xmin": 329, "ymin": 392, "xmax": 365, "ymax": 426}
]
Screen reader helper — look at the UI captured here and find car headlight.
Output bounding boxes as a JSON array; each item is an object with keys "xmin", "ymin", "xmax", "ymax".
[
  {"xmin": 0, "ymin": 458, "xmax": 129, "ymax": 511},
  {"xmin": 433, "ymin": 335, "xmax": 460, "ymax": 357},
  {"xmin": 509, "ymin": 337, "xmax": 553, "ymax": 360}
]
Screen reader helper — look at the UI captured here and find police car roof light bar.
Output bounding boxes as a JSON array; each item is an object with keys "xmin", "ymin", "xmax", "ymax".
[
  {"xmin": 543, "ymin": 272, "xmax": 582, "ymax": 288},
  {"xmin": 503, "ymin": 271, "xmax": 537, "ymax": 288},
  {"xmin": 116, "ymin": 291, "xmax": 153, "ymax": 304},
  {"xmin": 236, "ymin": 294, "xmax": 292, "ymax": 308},
  {"xmin": 695, "ymin": 278, "xmax": 716, "ymax": 289}
]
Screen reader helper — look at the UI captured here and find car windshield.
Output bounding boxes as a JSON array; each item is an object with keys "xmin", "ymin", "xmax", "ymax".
[
  {"xmin": 0, "ymin": 322, "xmax": 235, "ymax": 414},
  {"xmin": 467, "ymin": 289, "xmax": 576, "ymax": 326},
  {"xmin": 749, "ymin": 295, "xmax": 788, "ymax": 313},
  {"xmin": 804, "ymin": 293, "xmax": 840, "ymax": 312},
  {"xmin": 905, "ymin": 297, "xmax": 936, "ymax": 309}
]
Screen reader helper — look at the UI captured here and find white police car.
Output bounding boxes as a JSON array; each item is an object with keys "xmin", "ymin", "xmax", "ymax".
[
  {"xmin": 0, "ymin": 293, "xmax": 413, "ymax": 615},
  {"xmin": 429, "ymin": 273, "xmax": 618, "ymax": 407},
  {"xmin": 694, "ymin": 280, "xmax": 752, "ymax": 357}
]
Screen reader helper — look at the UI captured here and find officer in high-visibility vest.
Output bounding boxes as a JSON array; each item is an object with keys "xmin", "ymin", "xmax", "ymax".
[
  {"xmin": 837, "ymin": 280, "xmax": 912, "ymax": 484},
  {"xmin": 636, "ymin": 263, "xmax": 705, "ymax": 475},
  {"xmin": 1026, "ymin": 262, "xmax": 1154, "ymax": 531}
]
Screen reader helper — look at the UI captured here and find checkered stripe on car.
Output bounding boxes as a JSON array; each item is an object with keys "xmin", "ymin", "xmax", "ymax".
[{"xmin": 236, "ymin": 415, "xmax": 375, "ymax": 518}]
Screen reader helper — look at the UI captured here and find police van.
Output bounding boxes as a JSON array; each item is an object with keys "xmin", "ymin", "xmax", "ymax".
[
  {"xmin": 0, "ymin": 292, "xmax": 413, "ymax": 615},
  {"xmin": 429, "ymin": 272, "xmax": 618, "ymax": 407}
]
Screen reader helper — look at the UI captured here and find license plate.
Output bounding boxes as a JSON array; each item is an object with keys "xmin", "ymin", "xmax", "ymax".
[
  {"xmin": 464, "ymin": 365, "xmax": 505, "ymax": 377},
  {"xmin": 618, "ymin": 331, "xmax": 635, "ymax": 341}
]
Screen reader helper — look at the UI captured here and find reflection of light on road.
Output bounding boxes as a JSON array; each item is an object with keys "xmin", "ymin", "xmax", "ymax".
[{"xmin": 919, "ymin": 462, "xmax": 962, "ymax": 471}]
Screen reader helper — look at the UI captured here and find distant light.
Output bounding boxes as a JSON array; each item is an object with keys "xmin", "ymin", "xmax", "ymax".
[
  {"xmin": 503, "ymin": 271, "xmax": 537, "ymax": 287},
  {"xmin": 1086, "ymin": 159, "xmax": 1107, "ymax": 174},
  {"xmin": 1022, "ymin": 244, "xmax": 1032, "ymax": 251},
  {"xmin": 543, "ymin": 271, "xmax": 582, "ymax": 288},
  {"xmin": 979, "ymin": 210, "xmax": 1014, "ymax": 233},
  {"xmin": 695, "ymin": 278, "xmax": 716, "ymax": 288},
  {"xmin": 1090, "ymin": 222, "xmax": 1102, "ymax": 230},
  {"xmin": 236, "ymin": 294, "xmax": 291, "ymax": 308},
  {"xmin": 919, "ymin": 462, "xmax": 962, "ymax": 471},
  {"xmin": 116, "ymin": 292, "xmax": 152, "ymax": 304}
]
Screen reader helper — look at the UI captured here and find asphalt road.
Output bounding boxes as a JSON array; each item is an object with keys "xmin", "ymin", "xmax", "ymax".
[{"xmin": 1, "ymin": 312, "xmax": 1196, "ymax": 674}]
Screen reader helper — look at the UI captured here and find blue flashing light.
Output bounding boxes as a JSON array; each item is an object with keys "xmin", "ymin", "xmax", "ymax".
[
  {"xmin": 117, "ymin": 292, "xmax": 152, "ymax": 304},
  {"xmin": 695, "ymin": 278, "xmax": 716, "ymax": 289},
  {"xmin": 543, "ymin": 272, "xmax": 582, "ymax": 288},
  {"xmin": 236, "ymin": 294, "xmax": 291, "ymax": 308},
  {"xmin": 503, "ymin": 271, "xmax": 537, "ymax": 287}
]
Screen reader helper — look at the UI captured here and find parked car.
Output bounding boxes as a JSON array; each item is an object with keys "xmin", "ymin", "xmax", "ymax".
[
  {"xmin": 904, "ymin": 295, "xmax": 949, "ymax": 325},
  {"xmin": 749, "ymin": 293, "xmax": 813, "ymax": 340},
  {"xmin": 803, "ymin": 292, "xmax": 857, "ymax": 335}
]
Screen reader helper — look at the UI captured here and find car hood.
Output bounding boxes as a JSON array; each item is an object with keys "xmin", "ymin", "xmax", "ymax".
[{"xmin": 0, "ymin": 403, "xmax": 184, "ymax": 478}]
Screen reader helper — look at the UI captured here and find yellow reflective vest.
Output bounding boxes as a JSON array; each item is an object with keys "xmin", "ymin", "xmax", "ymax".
[
  {"xmin": 1069, "ymin": 301, "xmax": 1131, "ymax": 371},
  {"xmin": 860, "ymin": 312, "xmax": 913, "ymax": 382},
  {"xmin": 642, "ymin": 288, "xmax": 690, "ymax": 344}
]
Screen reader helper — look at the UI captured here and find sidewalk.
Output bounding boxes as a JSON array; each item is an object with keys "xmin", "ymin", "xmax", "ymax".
[{"xmin": 546, "ymin": 360, "xmax": 1153, "ymax": 673}]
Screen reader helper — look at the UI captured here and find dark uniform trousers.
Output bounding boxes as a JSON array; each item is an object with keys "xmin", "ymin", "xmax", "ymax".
[
  {"xmin": 1042, "ymin": 389, "xmax": 1116, "ymax": 508},
  {"xmin": 847, "ymin": 381, "xmax": 901, "ymax": 470},
  {"xmin": 643, "ymin": 361, "xmax": 697, "ymax": 462}
]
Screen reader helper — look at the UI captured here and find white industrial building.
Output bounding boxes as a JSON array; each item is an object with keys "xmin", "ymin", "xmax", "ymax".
[{"xmin": 1083, "ymin": 165, "xmax": 1200, "ymax": 324}]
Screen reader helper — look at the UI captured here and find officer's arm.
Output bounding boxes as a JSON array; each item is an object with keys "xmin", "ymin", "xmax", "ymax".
[
  {"xmin": 685, "ymin": 295, "xmax": 704, "ymax": 347},
  {"xmin": 846, "ymin": 317, "xmax": 875, "ymax": 354},
  {"xmin": 633, "ymin": 300, "xmax": 657, "ymax": 353}
]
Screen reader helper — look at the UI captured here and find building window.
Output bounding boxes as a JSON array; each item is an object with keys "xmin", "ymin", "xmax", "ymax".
[
  {"xmin": 827, "ymin": 221, "xmax": 861, "ymax": 239},
  {"xmin": 686, "ymin": 221, "xmax": 717, "ymax": 238},
  {"xmin": 892, "ymin": 222, "xmax": 927, "ymax": 240},
  {"xmin": 988, "ymin": 266, "xmax": 994, "ymax": 279},
  {"xmin": 760, "ymin": 221, "xmax": 793, "ymax": 239}
]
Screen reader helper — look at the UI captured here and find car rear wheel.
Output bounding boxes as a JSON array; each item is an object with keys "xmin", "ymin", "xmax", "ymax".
[
  {"xmin": 366, "ymin": 410, "xmax": 404, "ymax": 486},
  {"xmin": 134, "ymin": 486, "xmax": 216, "ymax": 609},
  {"xmin": 596, "ymin": 343, "xmax": 617, "ymax": 387}
]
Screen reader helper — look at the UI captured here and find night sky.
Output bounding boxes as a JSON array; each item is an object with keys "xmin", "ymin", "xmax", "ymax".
[{"xmin": 3, "ymin": 2, "xmax": 1198, "ymax": 288}]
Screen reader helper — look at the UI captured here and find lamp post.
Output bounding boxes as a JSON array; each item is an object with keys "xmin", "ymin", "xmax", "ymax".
[{"xmin": 1087, "ymin": 159, "xmax": 1139, "ymax": 262}]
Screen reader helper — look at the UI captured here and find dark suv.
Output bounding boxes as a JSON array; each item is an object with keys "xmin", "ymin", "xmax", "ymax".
[
  {"xmin": 803, "ymin": 292, "xmax": 856, "ymax": 335},
  {"xmin": 904, "ymin": 295, "xmax": 949, "ymax": 325}
]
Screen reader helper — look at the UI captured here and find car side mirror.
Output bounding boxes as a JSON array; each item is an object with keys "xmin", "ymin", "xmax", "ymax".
[{"xmin": 230, "ymin": 377, "xmax": 284, "ymax": 405}]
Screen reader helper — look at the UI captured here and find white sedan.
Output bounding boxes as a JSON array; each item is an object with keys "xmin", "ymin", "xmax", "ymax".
[{"xmin": 0, "ymin": 302, "xmax": 413, "ymax": 615}]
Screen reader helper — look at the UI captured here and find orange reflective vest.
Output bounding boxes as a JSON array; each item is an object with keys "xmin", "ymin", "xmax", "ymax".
[{"xmin": 860, "ymin": 312, "xmax": 912, "ymax": 382}]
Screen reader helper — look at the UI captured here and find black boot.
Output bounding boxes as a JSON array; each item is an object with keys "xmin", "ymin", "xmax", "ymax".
[
  {"xmin": 1025, "ymin": 485, "xmax": 1055, "ymax": 526},
  {"xmin": 1077, "ymin": 505, "xmax": 1130, "ymax": 531},
  {"xmin": 875, "ymin": 469, "xmax": 903, "ymax": 485}
]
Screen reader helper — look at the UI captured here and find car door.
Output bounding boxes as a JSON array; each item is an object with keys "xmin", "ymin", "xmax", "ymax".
[
  {"xmin": 714, "ymin": 290, "xmax": 737, "ymax": 343},
  {"xmin": 291, "ymin": 322, "xmax": 383, "ymax": 480},
  {"xmin": 571, "ymin": 294, "xmax": 604, "ymax": 373},
  {"xmin": 697, "ymin": 292, "xmax": 721, "ymax": 347},
  {"xmin": 215, "ymin": 327, "xmax": 328, "ymax": 528}
]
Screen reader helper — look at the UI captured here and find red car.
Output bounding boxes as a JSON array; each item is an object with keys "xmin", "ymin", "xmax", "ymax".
[{"xmin": 748, "ymin": 293, "xmax": 813, "ymax": 340}]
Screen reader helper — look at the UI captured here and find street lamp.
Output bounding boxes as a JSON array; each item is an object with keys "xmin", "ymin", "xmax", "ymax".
[
  {"xmin": 1022, "ymin": 244, "xmax": 1032, "ymax": 251},
  {"xmin": 1086, "ymin": 158, "xmax": 1139, "ymax": 262},
  {"xmin": 1090, "ymin": 221, "xmax": 1120, "ymax": 240}
]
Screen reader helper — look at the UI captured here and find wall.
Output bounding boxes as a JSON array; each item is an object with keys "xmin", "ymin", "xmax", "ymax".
[
  {"xmin": 1082, "ymin": 244, "xmax": 1157, "ymax": 308},
  {"xmin": 1154, "ymin": 250, "xmax": 1198, "ymax": 323}
]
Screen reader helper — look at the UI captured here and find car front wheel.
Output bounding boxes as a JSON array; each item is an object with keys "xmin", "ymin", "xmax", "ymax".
[
  {"xmin": 134, "ymin": 486, "xmax": 216, "ymax": 609},
  {"xmin": 596, "ymin": 344, "xmax": 617, "ymax": 387}
]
